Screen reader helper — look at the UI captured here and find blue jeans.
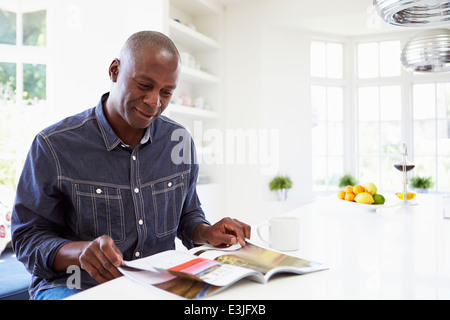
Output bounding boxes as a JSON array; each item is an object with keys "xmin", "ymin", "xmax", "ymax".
[{"xmin": 34, "ymin": 287, "xmax": 82, "ymax": 300}]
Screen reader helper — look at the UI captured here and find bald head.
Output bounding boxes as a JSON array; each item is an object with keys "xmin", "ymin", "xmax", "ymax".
[{"xmin": 120, "ymin": 31, "xmax": 180, "ymax": 62}]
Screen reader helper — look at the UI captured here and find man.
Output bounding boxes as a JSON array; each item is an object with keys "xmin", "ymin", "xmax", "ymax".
[{"xmin": 12, "ymin": 31, "xmax": 250, "ymax": 300}]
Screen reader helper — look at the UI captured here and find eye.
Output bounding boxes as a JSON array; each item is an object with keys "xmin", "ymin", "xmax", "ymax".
[
  {"xmin": 137, "ymin": 82, "xmax": 151, "ymax": 90},
  {"xmin": 161, "ymin": 90, "xmax": 173, "ymax": 98}
]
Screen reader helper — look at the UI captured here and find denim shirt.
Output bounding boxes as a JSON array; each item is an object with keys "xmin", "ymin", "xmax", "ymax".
[{"xmin": 11, "ymin": 93, "xmax": 209, "ymax": 298}]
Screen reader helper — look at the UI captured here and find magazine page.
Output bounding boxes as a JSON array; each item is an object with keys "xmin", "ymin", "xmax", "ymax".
[
  {"xmin": 121, "ymin": 250, "xmax": 263, "ymax": 287},
  {"xmin": 189, "ymin": 241, "xmax": 328, "ymax": 281},
  {"xmin": 119, "ymin": 266, "xmax": 222, "ymax": 299}
]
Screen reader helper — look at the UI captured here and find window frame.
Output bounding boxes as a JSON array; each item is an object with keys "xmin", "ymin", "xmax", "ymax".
[
  {"xmin": 310, "ymin": 31, "xmax": 450, "ymax": 193},
  {"xmin": 310, "ymin": 37, "xmax": 348, "ymax": 192},
  {"xmin": 0, "ymin": 0, "xmax": 51, "ymax": 107}
]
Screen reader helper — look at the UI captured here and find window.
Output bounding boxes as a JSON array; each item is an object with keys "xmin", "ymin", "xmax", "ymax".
[
  {"xmin": 310, "ymin": 40, "xmax": 345, "ymax": 191},
  {"xmin": 311, "ymin": 41, "xmax": 343, "ymax": 79},
  {"xmin": 0, "ymin": 0, "xmax": 49, "ymax": 189},
  {"xmin": 357, "ymin": 41, "xmax": 401, "ymax": 79},
  {"xmin": 0, "ymin": 3, "xmax": 47, "ymax": 105},
  {"xmin": 357, "ymin": 85, "xmax": 402, "ymax": 190},
  {"xmin": 354, "ymin": 40, "xmax": 404, "ymax": 190},
  {"xmin": 413, "ymin": 83, "xmax": 450, "ymax": 191}
]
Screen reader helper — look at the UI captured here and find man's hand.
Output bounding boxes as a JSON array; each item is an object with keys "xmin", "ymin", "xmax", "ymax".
[
  {"xmin": 54, "ymin": 235, "xmax": 123, "ymax": 284},
  {"xmin": 79, "ymin": 235, "xmax": 123, "ymax": 283},
  {"xmin": 194, "ymin": 218, "xmax": 251, "ymax": 247}
]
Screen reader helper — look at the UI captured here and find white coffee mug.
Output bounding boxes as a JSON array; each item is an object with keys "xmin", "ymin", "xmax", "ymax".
[{"xmin": 257, "ymin": 216, "xmax": 300, "ymax": 251}]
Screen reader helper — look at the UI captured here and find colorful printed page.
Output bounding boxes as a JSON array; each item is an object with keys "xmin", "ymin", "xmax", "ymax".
[
  {"xmin": 119, "ymin": 241, "xmax": 327, "ymax": 299},
  {"xmin": 189, "ymin": 241, "xmax": 327, "ymax": 281},
  {"xmin": 120, "ymin": 249, "xmax": 263, "ymax": 299}
]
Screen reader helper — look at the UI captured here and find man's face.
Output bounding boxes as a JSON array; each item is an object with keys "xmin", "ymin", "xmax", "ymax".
[{"xmin": 109, "ymin": 46, "xmax": 180, "ymax": 129}]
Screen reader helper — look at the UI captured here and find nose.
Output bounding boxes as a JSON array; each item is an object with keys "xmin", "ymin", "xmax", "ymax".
[{"xmin": 143, "ymin": 91, "xmax": 161, "ymax": 109}]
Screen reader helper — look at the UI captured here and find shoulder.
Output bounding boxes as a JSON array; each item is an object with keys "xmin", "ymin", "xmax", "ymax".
[
  {"xmin": 155, "ymin": 115, "xmax": 192, "ymax": 138},
  {"xmin": 157, "ymin": 115, "xmax": 187, "ymax": 130},
  {"xmin": 39, "ymin": 108, "xmax": 96, "ymax": 139}
]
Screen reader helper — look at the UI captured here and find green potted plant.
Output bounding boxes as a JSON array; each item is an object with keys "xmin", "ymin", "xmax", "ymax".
[
  {"xmin": 269, "ymin": 175, "xmax": 293, "ymax": 201},
  {"xmin": 410, "ymin": 176, "xmax": 433, "ymax": 193},
  {"xmin": 338, "ymin": 173, "xmax": 358, "ymax": 188}
]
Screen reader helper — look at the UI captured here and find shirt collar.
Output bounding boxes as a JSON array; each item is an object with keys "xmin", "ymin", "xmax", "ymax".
[{"xmin": 95, "ymin": 93, "xmax": 153, "ymax": 151}]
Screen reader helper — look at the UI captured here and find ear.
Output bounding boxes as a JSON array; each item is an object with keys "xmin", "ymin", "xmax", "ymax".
[{"xmin": 109, "ymin": 59, "xmax": 120, "ymax": 82}]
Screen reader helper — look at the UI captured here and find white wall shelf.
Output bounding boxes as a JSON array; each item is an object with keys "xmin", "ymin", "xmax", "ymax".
[
  {"xmin": 167, "ymin": 103, "xmax": 219, "ymax": 120},
  {"xmin": 165, "ymin": 0, "xmax": 224, "ymax": 217},
  {"xmin": 169, "ymin": 19, "xmax": 219, "ymax": 51}
]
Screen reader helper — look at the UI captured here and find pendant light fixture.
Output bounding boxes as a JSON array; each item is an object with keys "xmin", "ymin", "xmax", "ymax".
[
  {"xmin": 374, "ymin": 0, "xmax": 450, "ymax": 27},
  {"xmin": 401, "ymin": 28, "xmax": 450, "ymax": 72}
]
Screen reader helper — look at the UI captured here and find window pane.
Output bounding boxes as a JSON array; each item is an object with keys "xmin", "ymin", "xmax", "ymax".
[
  {"xmin": 312, "ymin": 156, "xmax": 327, "ymax": 191},
  {"xmin": 358, "ymin": 87, "xmax": 379, "ymax": 121},
  {"xmin": 0, "ymin": 62, "xmax": 16, "ymax": 104},
  {"xmin": 358, "ymin": 42, "xmax": 379, "ymax": 79},
  {"xmin": 23, "ymin": 63, "xmax": 46, "ymax": 104},
  {"xmin": 438, "ymin": 156, "xmax": 450, "ymax": 191},
  {"xmin": 380, "ymin": 86, "xmax": 401, "ymax": 121},
  {"xmin": 359, "ymin": 122, "xmax": 379, "ymax": 154},
  {"xmin": 437, "ymin": 119, "xmax": 450, "ymax": 154},
  {"xmin": 311, "ymin": 41, "xmax": 326, "ymax": 78},
  {"xmin": 328, "ymin": 87, "xmax": 343, "ymax": 121},
  {"xmin": 312, "ymin": 123, "xmax": 327, "ymax": 156},
  {"xmin": 381, "ymin": 156, "xmax": 400, "ymax": 191},
  {"xmin": 414, "ymin": 156, "xmax": 435, "ymax": 181},
  {"xmin": 414, "ymin": 84, "xmax": 435, "ymax": 119},
  {"xmin": 23, "ymin": 10, "xmax": 46, "ymax": 46},
  {"xmin": 436, "ymin": 83, "xmax": 450, "ymax": 119},
  {"xmin": 381, "ymin": 122, "xmax": 401, "ymax": 154},
  {"xmin": 0, "ymin": 9, "xmax": 16, "ymax": 45},
  {"xmin": 359, "ymin": 156, "xmax": 379, "ymax": 184},
  {"xmin": 380, "ymin": 41, "xmax": 401, "ymax": 77},
  {"xmin": 328, "ymin": 156, "xmax": 343, "ymax": 187},
  {"xmin": 328, "ymin": 122, "xmax": 343, "ymax": 155},
  {"xmin": 311, "ymin": 86, "xmax": 326, "ymax": 121},
  {"xmin": 414, "ymin": 120, "xmax": 436, "ymax": 154},
  {"xmin": 327, "ymin": 43, "xmax": 343, "ymax": 79}
]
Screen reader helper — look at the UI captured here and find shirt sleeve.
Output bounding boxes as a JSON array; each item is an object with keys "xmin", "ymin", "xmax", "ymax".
[
  {"xmin": 176, "ymin": 138, "xmax": 210, "ymax": 249},
  {"xmin": 11, "ymin": 132, "xmax": 71, "ymax": 280}
]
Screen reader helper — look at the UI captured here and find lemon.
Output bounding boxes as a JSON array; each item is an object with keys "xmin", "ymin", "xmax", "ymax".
[
  {"xmin": 373, "ymin": 194, "xmax": 385, "ymax": 204},
  {"xmin": 395, "ymin": 192, "xmax": 416, "ymax": 201},
  {"xmin": 355, "ymin": 192, "xmax": 375, "ymax": 204},
  {"xmin": 364, "ymin": 183, "xmax": 377, "ymax": 196}
]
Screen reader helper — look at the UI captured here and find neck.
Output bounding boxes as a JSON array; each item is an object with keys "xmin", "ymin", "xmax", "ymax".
[{"xmin": 103, "ymin": 97, "xmax": 145, "ymax": 149}]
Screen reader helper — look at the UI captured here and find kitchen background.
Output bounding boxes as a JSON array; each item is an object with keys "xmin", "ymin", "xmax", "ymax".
[{"xmin": 0, "ymin": 0, "xmax": 449, "ymax": 225}]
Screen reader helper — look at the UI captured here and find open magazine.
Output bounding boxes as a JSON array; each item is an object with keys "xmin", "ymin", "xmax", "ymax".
[{"xmin": 118, "ymin": 241, "xmax": 328, "ymax": 299}]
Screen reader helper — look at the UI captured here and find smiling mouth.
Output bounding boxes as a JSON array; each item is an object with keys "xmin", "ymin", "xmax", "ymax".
[{"xmin": 135, "ymin": 108, "xmax": 156, "ymax": 120}]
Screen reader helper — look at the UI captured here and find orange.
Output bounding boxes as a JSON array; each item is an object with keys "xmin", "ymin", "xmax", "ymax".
[
  {"xmin": 353, "ymin": 185, "xmax": 365, "ymax": 195},
  {"xmin": 337, "ymin": 190, "xmax": 346, "ymax": 200},
  {"xmin": 345, "ymin": 192, "xmax": 356, "ymax": 202},
  {"xmin": 344, "ymin": 185, "xmax": 353, "ymax": 194}
]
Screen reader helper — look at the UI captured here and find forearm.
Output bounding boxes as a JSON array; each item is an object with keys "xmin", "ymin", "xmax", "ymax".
[
  {"xmin": 193, "ymin": 223, "xmax": 211, "ymax": 245},
  {"xmin": 53, "ymin": 241, "xmax": 89, "ymax": 273}
]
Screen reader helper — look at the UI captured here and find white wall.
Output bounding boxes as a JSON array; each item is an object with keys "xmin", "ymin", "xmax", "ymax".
[
  {"xmin": 222, "ymin": 0, "xmax": 315, "ymax": 224},
  {"xmin": 50, "ymin": 0, "xmax": 165, "ymax": 120}
]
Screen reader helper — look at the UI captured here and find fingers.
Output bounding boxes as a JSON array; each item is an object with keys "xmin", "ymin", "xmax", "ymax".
[
  {"xmin": 79, "ymin": 235, "xmax": 123, "ymax": 283},
  {"xmin": 211, "ymin": 218, "xmax": 251, "ymax": 248}
]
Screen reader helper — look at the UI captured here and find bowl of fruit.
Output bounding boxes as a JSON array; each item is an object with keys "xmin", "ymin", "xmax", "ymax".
[{"xmin": 337, "ymin": 183, "xmax": 386, "ymax": 211}]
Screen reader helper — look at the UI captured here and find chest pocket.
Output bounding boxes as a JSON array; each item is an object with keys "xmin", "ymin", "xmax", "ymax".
[
  {"xmin": 151, "ymin": 172, "xmax": 187, "ymax": 238},
  {"xmin": 74, "ymin": 183, "xmax": 126, "ymax": 243}
]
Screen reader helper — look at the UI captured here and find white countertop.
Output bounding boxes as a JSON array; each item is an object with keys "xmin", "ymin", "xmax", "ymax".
[{"xmin": 68, "ymin": 194, "xmax": 450, "ymax": 300}]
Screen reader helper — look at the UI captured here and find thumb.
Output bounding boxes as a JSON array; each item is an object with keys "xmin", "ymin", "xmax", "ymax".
[{"xmin": 211, "ymin": 233, "xmax": 238, "ymax": 247}]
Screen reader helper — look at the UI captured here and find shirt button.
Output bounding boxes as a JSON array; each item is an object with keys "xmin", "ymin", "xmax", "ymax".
[
  {"xmin": 96, "ymin": 188, "xmax": 102, "ymax": 194},
  {"xmin": 135, "ymin": 251, "xmax": 140, "ymax": 258},
  {"xmin": 138, "ymin": 219, "xmax": 144, "ymax": 225},
  {"xmin": 168, "ymin": 182, "xmax": 172, "ymax": 187},
  {"xmin": 134, "ymin": 187, "xmax": 139, "ymax": 193},
  {"xmin": 132, "ymin": 155, "xmax": 136, "ymax": 161}
]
